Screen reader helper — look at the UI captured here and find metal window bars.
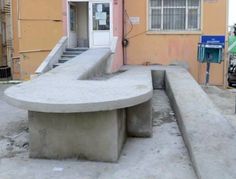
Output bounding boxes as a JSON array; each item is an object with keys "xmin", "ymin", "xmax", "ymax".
[{"xmin": 149, "ymin": 0, "xmax": 200, "ymax": 31}]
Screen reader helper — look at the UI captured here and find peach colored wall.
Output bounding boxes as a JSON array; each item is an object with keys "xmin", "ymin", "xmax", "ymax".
[
  {"xmin": 12, "ymin": 0, "xmax": 64, "ymax": 80},
  {"xmin": 20, "ymin": 52, "xmax": 50, "ymax": 79},
  {"xmin": 12, "ymin": 0, "xmax": 20, "ymax": 79},
  {"xmin": 124, "ymin": 0, "xmax": 228, "ymax": 85},
  {"xmin": 12, "ymin": 0, "xmax": 20, "ymax": 58}
]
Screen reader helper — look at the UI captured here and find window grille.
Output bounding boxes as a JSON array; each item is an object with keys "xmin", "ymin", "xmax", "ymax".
[{"xmin": 149, "ymin": 0, "xmax": 201, "ymax": 31}]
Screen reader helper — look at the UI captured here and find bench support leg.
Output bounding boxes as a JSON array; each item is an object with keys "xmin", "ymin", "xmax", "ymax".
[
  {"xmin": 126, "ymin": 100, "xmax": 153, "ymax": 137},
  {"xmin": 28, "ymin": 109, "xmax": 126, "ymax": 162}
]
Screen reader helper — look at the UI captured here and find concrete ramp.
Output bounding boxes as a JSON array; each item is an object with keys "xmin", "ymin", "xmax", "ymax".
[
  {"xmin": 123, "ymin": 65, "xmax": 236, "ymax": 178},
  {"xmin": 165, "ymin": 68, "xmax": 236, "ymax": 179}
]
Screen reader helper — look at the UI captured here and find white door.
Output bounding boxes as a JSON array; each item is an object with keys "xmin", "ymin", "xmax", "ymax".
[
  {"xmin": 68, "ymin": 4, "xmax": 77, "ymax": 48},
  {"xmin": 89, "ymin": 1, "xmax": 112, "ymax": 48}
]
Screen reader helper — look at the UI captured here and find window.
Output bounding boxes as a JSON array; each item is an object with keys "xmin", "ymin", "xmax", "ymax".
[
  {"xmin": 149, "ymin": 0, "xmax": 201, "ymax": 31},
  {"xmin": 92, "ymin": 3, "xmax": 110, "ymax": 30}
]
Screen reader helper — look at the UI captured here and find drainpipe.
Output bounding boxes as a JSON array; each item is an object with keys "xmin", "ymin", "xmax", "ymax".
[{"xmin": 122, "ymin": 0, "xmax": 126, "ymax": 65}]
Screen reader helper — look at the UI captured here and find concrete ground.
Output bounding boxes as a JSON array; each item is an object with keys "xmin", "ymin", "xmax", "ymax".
[
  {"xmin": 0, "ymin": 84, "xmax": 28, "ymax": 159},
  {"xmin": 0, "ymin": 84, "xmax": 196, "ymax": 179},
  {"xmin": 0, "ymin": 85, "xmax": 28, "ymax": 137},
  {"xmin": 203, "ymin": 86, "xmax": 236, "ymax": 129}
]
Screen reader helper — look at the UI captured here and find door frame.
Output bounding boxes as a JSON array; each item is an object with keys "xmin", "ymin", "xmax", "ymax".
[
  {"xmin": 67, "ymin": 0, "xmax": 113, "ymax": 48},
  {"xmin": 68, "ymin": 3, "xmax": 78, "ymax": 47},
  {"xmin": 89, "ymin": 0, "xmax": 113, "ymax": 48}
]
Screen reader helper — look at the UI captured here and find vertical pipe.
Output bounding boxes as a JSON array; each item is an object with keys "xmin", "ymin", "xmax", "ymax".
[{"xmin": 122, "ymin": 0, "xmax": 126, "ymax": 65}]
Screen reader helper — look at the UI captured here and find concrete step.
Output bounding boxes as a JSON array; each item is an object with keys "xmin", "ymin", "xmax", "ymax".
[
  {"xmin": 52, "ymin": 63, "xmax": 61, "ymax": 68},
  {"xmin": 63, "ymin": 51, "xmax": 82, "ymax": 56},
  {"xmin": 66, "ymin": 47, "xmax": 88, "ymax": 52},
  {"xmin": 61, "ymin": 55, "xmax": 76, "ymax": 58},
  {"xmin": 58, "ymin": 58, "xmax": 70, "ymax": 63},
  {"xmin": 53, "ymin": 48, "xmax": 88, "ymax": 69}
]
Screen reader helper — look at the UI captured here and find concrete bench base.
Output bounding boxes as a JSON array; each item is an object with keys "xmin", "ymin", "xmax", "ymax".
[
  {"xmin": 4, "ymin": 54, "xmax": 153, "ymax": 162},
  {"xmin": 28, "ymin": 109, "xmax": 126, "ymax": 162},
  {"xmin": 127, "ymin": 100, "xmax": 153, "ymax": 137}
]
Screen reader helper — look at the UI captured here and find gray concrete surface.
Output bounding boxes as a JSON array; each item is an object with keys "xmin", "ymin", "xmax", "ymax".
[
  {"xmin": 3, "ymin": 65, "xmax": 236, "ymax": 178},
  {"xmin": 0, "ymin": 84, "xmax": 28, "ymax": 159},
  {"xmin": 0, "ymin": 84, "xmax": 27, "ymax": 137},
  {"xmin": 0, "ymin": 88, "xmax": 196, "ymax": 179},
  {"xmin": 165, "ymin": 68, "xmax": 236, "ymax": 179},
  {"xmin": 152, "ymin": 70, "xmax": 165, "ymax": 89},
  {"xmin": 203, "ymin": 86, "xmax": 236, "ymax": 130},
  {"xmin": 125, "ymin": 65, "xmax": 236, "ymax": 178},
  {"xmin": 127, "ymin": 100, "xmax": 153, "ymax": 137},
  {"xmin": 4, "ymin": 50, "xmax": 152, "ymax": 113},
  {"xmin": 28, "ymin": 110, "xmax": 126, "ymax": 162},
  {"xmin": 3, "ymin": 52, "xmax": 152, "ymax": 162}
]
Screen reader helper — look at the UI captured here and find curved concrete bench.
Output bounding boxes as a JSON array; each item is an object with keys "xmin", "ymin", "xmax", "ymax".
[
  {"xmin": 5, "ymin": 49, "xmax": 152, "ymax": 113},
  {"xmin": 4, "ymin": 48, "xmax": 153, "ymax": 162}
]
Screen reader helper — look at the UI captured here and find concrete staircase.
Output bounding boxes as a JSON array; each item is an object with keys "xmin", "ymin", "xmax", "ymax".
[{"xmin": 53, "ymin": 48, "xmax": 88, "ymax": 68}]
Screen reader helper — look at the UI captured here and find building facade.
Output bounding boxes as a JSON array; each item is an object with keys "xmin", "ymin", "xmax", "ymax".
[
  {"xmin": 124, "ymin": 0, "xmax": 228, "ymax": 85},
  {"xmin": 12, "ymin": 0, "xmax": 123, "ymax": 80},
  {"xmin": 10, "ymin": 0, "xmax": 228, "ymax": 85}
]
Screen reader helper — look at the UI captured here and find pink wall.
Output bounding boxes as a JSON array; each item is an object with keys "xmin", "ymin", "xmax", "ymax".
[
  {"xmin": 112, "ymin": 0, "xmax": 124, "ymax": 71},
  {"xmin": 62, "ymin": 0, "xmax": 124, "ymax": 71}
]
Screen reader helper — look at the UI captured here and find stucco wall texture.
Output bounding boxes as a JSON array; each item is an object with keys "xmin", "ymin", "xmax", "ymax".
[
  {"xmin": 124, "ymin": 0, "xmax": 228, "ymax": 85},
  {"xmin": 12, "ymin": 0, "xmax": 63, "ymax": 80}
]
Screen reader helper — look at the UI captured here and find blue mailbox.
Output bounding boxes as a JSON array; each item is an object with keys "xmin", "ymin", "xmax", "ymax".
[
  {"xmin": 197, "ymin": 35, "xmax": 225, "ymax": 63},
  {"xmin": 197, "ymin": 35, "xmax": 225, "ymax": 85}
]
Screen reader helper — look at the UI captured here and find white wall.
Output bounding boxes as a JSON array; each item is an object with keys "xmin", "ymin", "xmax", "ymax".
[
  {"xmin": 229, "ymin": 0, "xmax": 236, "ymax": 26},
  {"xmin": 77, "ymin": 2, "xmax": 89, "ymax": 47}
]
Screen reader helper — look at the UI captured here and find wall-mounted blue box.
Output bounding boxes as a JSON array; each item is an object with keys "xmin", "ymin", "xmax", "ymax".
[{"xmin": 197, "ymin": 35, "xmax": 225, "ymax": 64}]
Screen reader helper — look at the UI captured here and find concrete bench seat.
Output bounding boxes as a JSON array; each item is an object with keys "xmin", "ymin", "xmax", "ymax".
[
  {"xmin": 4, "ymin": 48, "xmax": 153, "ymax": 162},
  {"xmin": 4, "ymin": 49, "xmax": 152, "ymax": 113}
]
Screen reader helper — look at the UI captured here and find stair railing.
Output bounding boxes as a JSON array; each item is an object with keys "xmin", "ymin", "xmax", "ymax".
[{"xmin": 35, "ymin": 36, "xmax": 68, "ymax": 75}]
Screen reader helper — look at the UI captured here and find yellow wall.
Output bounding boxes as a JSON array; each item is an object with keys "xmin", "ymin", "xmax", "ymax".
[
  {"xmin": 12, "ymin": 0, "xmax": 21, "ymax": 79},
  {"xmin": 20, "ymin": 52, "xmax": 49, "ymax": 78},
  {"xmin": 12, "ymin": 0, "xmax": 228, "ymax": 83},
  {"xmin": 12, "ymin": 0, "xmax": 63, "ymax": 80},
  {"xmin": 125, "ymin": 0, "xmax": 228, "ymax": 85}
]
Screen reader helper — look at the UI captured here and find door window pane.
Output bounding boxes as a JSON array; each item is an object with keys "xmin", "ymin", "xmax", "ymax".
[{"xmin": 92, "ymin": 3, "xmax": 110, "ymax": 30}]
